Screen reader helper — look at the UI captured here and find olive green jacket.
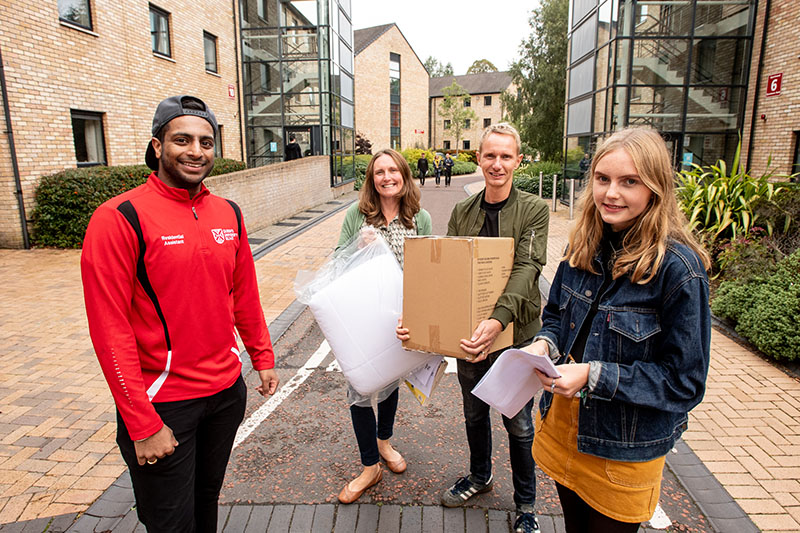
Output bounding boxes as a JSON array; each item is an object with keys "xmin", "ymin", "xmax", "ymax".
[{"xmin": 447, "ymin": 186, "xmax": 549, "ymax": 344}]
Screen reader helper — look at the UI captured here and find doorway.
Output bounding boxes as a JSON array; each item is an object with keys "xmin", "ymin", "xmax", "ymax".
[{"xmin": 285, "ymin": 126, "xmax": 315, "ymax": 159}]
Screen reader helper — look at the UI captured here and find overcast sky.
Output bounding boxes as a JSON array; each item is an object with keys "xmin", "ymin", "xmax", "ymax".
[{"xmin": 350, "ymin": 0, "xmax": 538, "ymax": 75}]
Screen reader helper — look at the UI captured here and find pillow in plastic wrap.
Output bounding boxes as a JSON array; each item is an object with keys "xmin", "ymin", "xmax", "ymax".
[{"xmin": 307, "ymin": 248, "xmax": 435, "ymax": 395}]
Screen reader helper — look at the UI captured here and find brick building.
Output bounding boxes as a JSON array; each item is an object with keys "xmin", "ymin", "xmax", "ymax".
[
  {"xmin": 564, "ymin": 0, "xmax": 799, "ymax": 177},
  {"xmin": 429, "ymin": 72, "xmax": 513, "ymax": 152},
  {"xmin": 0, "ymin": 0, "xmax": 242, "ymax": 248},
  {"xmin": 353, "ymin": 24, "xmax": 429, "ymax": 151},
  {"xmin": 741, "ymin": 0, "xmax": 800, "ymax": 176}
]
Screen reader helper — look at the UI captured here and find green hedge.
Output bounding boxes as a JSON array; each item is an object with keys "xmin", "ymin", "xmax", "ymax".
[
  {"xmin": 513, "ymin": 161, "xmax": 561, "ymax": 197},
  {"xmin": 31, "ymin": 159, "xmax": 246, "ymax": 248},
  {"xmin": 712, "ymin": 249, "xmax": 800, "ymax": 361}
]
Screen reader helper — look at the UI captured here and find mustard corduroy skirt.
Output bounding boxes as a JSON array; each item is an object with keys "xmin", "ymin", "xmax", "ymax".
[{"xmin": 533, "ymin": 394, "xmax": 665, "ymax": 523}]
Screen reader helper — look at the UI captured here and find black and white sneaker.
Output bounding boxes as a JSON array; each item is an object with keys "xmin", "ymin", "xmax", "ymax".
[
  {"xmin": 439, "ymin": 475, "xmax": 494, "ymax": 507},
  {"xmin": 513, "ymin": 511, "xmax": 540, "ymax": 532}
]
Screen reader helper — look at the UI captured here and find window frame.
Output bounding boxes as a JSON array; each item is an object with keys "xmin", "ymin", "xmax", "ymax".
[
  {"xmin": 58, "ymin": 0, "xmax": 93, "ymax": 31},
  {"xmin": 484, "ymin": 95, "xmax": 492, "ymax": 106},
  {"xmin": 203, "ymin": 31, "xmax": 218, "ymax": 73},
  {"xmin": 483, "ymin": 118, "xmax": 491, "ymax": 128},
  {"xmin": 792, "ymin": 131, "xmax": 800, "ymax": 179},
  {"xmin": 443, "ymin": 119, "xmax": 451, "ymax": 129},
  {"xmin": 214, "ymin": 125, "xmax": 224, "ymax": 158},
  {"xmin": 70, "ymin": 109, "xmax": 107, "ymax": 167},
  {"xmin": 443, "ymin": 140, "xmax": 451, "ymax": 150},
  {"xmin": 463, "ymin": 97, "xmax": 471, "ymax": 107},
  {"xmin": 149, "ymin": 4, "xmax": 172, "ymax": 58},
  {"xmin": 463, "ymin": 140, "xmax": 471, "ymax": 150}
]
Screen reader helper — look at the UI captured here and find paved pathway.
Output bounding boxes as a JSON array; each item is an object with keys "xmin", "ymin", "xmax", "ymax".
[{"xmin": 0, "ymin": 173, "xmax": 798, "ymax": 530}]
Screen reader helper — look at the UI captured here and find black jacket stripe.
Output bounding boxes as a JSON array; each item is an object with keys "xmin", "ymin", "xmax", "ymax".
[{"xmin": 117, "ymin": 200, "xmax": 172, "ymax": 352}]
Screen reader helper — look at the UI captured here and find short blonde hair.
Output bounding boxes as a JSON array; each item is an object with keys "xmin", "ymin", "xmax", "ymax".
[{"xmin": 478, "ymin": 123, "xmax": 521, "ymax": 155}]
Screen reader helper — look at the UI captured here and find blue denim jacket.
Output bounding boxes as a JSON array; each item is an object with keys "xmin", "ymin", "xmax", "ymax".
[{"xmin": 537, "ymin": 241, "xmax": 711, "ymax": 462}]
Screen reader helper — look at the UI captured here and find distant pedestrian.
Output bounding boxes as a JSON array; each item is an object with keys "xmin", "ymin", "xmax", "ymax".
[
  {"xmin": 397, "ymin": 123, "xmax": 549, "ymax": 533},
  {"xmin": 285, "ymin": 134, "xmax": 302, "ymax": 161},
  {"xmin": 443, "ymin": 153, "xmax": 455, "ymax": 187},
  {"xmin": 579, "ymin": 152, "xmax": 591, "ymax": 176},
  {"xmin": 417, "ymin": 153, "xmax": 429, "ymax": 186},
  {"xmin": 525, "ymin": 127, "xmax": 711, "ymax": 532},
  {"xmin": 336, "ymin": 149, "xmax": 432, "ymax": 504},
  {"xmin": 81, "ymin": 95, "xmax": 280, "ymax": 532},
  {"xmin": 433, "ymin": 155, "xmax": 442, "ymax": 187}
]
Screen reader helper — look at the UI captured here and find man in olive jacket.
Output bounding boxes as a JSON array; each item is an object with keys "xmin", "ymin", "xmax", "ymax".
[{"xmin": 441, "ymin": 123, "xmax": 549, "ymax": 533}]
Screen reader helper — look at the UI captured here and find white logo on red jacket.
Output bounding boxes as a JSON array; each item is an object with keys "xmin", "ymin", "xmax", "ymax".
[{"xmin": 211, "ymin": 229, "xmax": 237, "ymax": 244}]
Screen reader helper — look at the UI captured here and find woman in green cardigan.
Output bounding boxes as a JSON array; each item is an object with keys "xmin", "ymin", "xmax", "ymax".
[{"xmin": 335, "ymin": 148, "xmax": 432, "ymax": 504}]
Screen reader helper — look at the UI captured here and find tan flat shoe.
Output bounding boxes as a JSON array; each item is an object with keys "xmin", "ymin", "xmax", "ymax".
[
  {"xmin": 337, "ymin": 467, "xmax": 383, "ymax": 504},
  {"xmin": 381, "ymin": 451, "xmax": 407, "ymax": 474}
]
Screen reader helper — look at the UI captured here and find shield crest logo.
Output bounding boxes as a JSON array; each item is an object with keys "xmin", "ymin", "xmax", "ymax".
[{"xmin": 211, "ymin": 229, "xmax": 225, "ymax": 244}]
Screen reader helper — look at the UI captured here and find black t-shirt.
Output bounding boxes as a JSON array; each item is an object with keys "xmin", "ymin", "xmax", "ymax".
[
  {"xmin": 569, "ymin": 225, "xmax": 627, "ymax": 363},
  {"xmin": 478, "ymin": 195, "xmax": 509, "ymax": 237}
]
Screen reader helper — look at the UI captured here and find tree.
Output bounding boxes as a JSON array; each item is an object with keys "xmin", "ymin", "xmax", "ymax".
[
  {"xmin": 424, "ymin": 56, "xmax": 454, "ymax": 77},
  {"xmin": 502, "ymin": 0, "xmax": 568, "ymax": 162},
  {"xmin": 466, "ymin": 59, "xmax": 498, "ymax": 74},
  {"xmin": 439, "ymin": 82, "xmax": 478, "ymax": 154},
  {"xmin": 355, "ymin": 132, "xmax": 372, "ymax": 155}
]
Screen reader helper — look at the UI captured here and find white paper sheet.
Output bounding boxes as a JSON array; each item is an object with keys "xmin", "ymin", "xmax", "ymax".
[
  {"xmin": 405, "ymin": 356, "xmax": 445, "ymax": 396},
  {"xmin": 470, "ymin": 348, "xmax": 562, "ymax": 419}
]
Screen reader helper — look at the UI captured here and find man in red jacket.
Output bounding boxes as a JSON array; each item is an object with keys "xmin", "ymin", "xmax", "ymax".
[{"xmin": 81, "ymin": 95, "xmax": 279, "ymax": 532}]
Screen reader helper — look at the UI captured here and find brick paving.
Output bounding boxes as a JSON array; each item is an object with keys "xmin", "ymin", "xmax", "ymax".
[{"xmin": 0, "ymin": 178, "xmax": 799, "ymax": 530}]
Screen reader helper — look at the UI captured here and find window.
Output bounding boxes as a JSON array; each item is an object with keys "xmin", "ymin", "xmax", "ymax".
[
  {"xmin": 204, "ymin": 32, "xmax": 218, "ymax": 73},
  {"xmin": 70, "ymin": 110, "xmax": 106, "ymax": 166},
  {"xmin": 484, "ymin": 95, "xmax": 492, "ymax": 106},
  {"xmin": 58, "ymin": 0, "xmax": 92, "ymax": 30},
  {"xmin": 389, "ymin": 53, "xmax": 401, "ymax": 149},
  {"xmin": 793, "ymin": 132, "xmax": 800, "ymax": 180},
  {"xmin": 465, "ymin": 119, "xmax": 471, "ymax": 129},
  {"xmin": 443, "ymin": 140, "xmax": 451, "ymax": 150},
  {"xmin": 443, "ymin": 119, "xmax": 451, "ymax": 129},
  {"xmin": 484, "ymin": 118, "xmax": 491, "ymax": 128},
  {"xmin": 463, "ymin": 97, "xmax": 471, "ymax": 107},
  {"xmin": 214, "ymin": 126, "xmax": 223, "ymax": 158},
  {"xmin": 257, "ymin": 0, "xmax": 268, "ymax": 20},
  {"xmin": 150, "ymin": 5, "xmax": 171, "ymax": 57},
  {"xmin": 463, "ymin": 140, "xmax": 471, "ymax": 150}
]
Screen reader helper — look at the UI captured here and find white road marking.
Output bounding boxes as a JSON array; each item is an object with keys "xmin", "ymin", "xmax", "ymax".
[
  {"xmin": 647, "ymin": 503, "xmax": 671, "ymax": 529},
  {"xmin": 326, "ymin": 359, "xmax": 341, "ymax": 372},
  {"xmin": 232, "ymin": 340, "xmax": 331, "ymax": 449}
]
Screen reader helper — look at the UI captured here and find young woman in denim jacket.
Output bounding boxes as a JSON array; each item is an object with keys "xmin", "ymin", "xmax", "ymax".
[{"xmin": 523, "ymin": 128, "xmax": 711, "ymax": 532}]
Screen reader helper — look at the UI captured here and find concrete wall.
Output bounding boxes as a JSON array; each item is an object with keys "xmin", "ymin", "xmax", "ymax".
[
  {"xmin": 0, "ymin": 0, "xmax": 244, "ymax": 247},
  {"xmin": 205, "ymin": 156, "xmax": 338, "ymax": 233},
  {"xmin": 354, "ymin": 26, "xmax": 429, "ymax": 151},
  {"xmin": 741, "ymin": 0, "xmax": 800, "ymax": 176}
]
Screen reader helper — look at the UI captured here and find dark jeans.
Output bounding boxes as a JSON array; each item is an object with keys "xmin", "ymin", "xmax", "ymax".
[
  {"xmin": 419, "ymin": 171, "xmax": 426, "ymax": 186},
  {"xmin": 445, "ymin": 169, "xmax": 452, "ymax": 187},
  {"xmin": 434, "ymin": 170, "xmax": 441, "ymax": 185},
  {"xmin": 116, "ymin": 376, "xmax": 247, "ymax": 533},
  {"xmin": 349, "ymin": 387, "xmax": 399, "ymax": 466},
  {"xmin": 457, "ymin": 351, "xmax": 536, "ymax": 507},
  {"xmin": 555, "ymin": 482, "xmax": 641, "ymax": 533}
]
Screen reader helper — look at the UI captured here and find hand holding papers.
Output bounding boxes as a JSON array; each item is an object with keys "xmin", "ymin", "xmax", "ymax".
[{"xmin": 470, "ymin": 349, "xmax": 561, "ymax": 419}]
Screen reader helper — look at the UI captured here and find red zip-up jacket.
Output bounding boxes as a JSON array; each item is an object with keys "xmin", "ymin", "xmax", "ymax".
[{"xmin": 81, "ymin": 173, "xmax": 274, "ymax": 441}]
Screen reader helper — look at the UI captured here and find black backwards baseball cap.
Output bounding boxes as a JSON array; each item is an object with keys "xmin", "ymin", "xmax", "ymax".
[{"xmin": 145, "ymin": 95, "xmax": 219, "ymax": 170}]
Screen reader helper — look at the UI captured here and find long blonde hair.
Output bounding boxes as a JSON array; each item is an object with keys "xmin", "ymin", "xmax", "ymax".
[
  {"xmin": 358, "ymin": 149, "xmax": 421, "ymax": 229},
  {"xmin": 566, "ymin": 128, "xmax": 710, "ymax": 283}
]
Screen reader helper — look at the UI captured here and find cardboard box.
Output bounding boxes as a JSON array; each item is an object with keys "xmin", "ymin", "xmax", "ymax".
[{"xmin": 402, "ymin": 236, "xmax": 515, "ymax": 359}]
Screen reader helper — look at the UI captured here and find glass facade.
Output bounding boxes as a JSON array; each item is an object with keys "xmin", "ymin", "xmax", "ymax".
[
  {"xmin": 239, "ymin": 0, "xmax": 355, "ymax": 185},
  {"xmin": 565, "ymin": 0, "xmax": 756, "ymax": 170}
]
